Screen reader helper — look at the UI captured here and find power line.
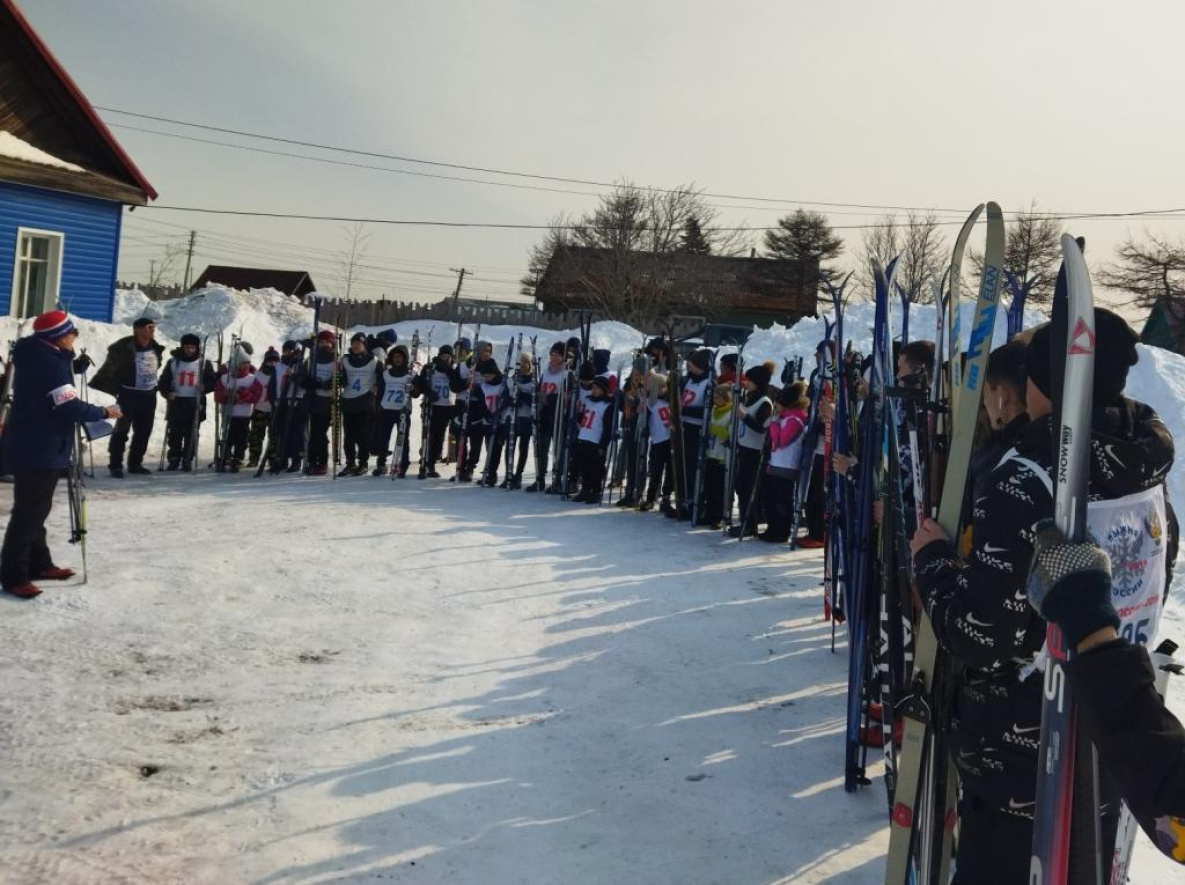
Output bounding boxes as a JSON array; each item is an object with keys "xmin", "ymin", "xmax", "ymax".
[
  {"xmin": 136, "ymin": 203, "xmax": 1185, "ymax": 232},
  {"xmin": 98, "ymin": 105, "xmax": 979, "ymax": 214}
]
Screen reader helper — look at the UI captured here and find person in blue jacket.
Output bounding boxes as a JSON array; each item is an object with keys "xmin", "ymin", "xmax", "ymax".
[{"xmin": 0, "ymin": 311, "xmax": 120, "ymax": 599}]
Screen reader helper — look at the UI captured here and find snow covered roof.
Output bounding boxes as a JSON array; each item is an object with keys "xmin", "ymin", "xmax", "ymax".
[
  {"xmin": 0, "ymin": 130, "xmax": 83, "ymax": 172},
  {"xmin": 0, "ymin": 0, "xmax": 157, "ymax": 203}
]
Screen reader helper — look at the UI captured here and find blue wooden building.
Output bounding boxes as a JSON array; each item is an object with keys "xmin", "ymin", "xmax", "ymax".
[{"xmin": 0, "ymin": 0, "xmax": 156, "ymax": 323}]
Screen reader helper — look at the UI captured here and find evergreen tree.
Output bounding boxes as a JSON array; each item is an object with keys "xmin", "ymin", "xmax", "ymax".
[
  {"xmin": 763, "ymin": 209, "xmax": 844, "ymax": 280},
  {"xmin": 679, "ymin": 216, "xmax": 712, "ymax": 255}
]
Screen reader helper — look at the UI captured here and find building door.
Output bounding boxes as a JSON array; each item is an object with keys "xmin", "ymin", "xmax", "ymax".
[{"xmin": 11, "ymin": 229, "xmax": 63, "ymax": 318}]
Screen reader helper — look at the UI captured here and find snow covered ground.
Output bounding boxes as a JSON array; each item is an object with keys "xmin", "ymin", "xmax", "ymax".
[{"xmin": 0, "ymin": 287, "xmax": 1181, "ymax": 883}]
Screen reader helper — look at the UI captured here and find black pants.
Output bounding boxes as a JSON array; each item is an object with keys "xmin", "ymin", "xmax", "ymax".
[
  {"xmin": 226, "ymin": 416, "xmax": 250, "ymax": 464},
  {"xmin": 952, "ymin": 796, "xmax": 1033, "ymax": 885},
  {"xmin": 164, "ymin": 397, "xmax": 202, "ymax": 465},
  {"xmin": 372, "ymin": 409, "xmax": 403, "ymax": 463},
  {"xmin": 762, "ymin": 470, "xmax": 797, "ymax": 541},
  {"xmin": 700, "ymin": 459, "xmax": 725, "ymax": 524},
  {"xmin": 1, "ymin": 469, "xmax": 61, "ymax": 588},
  {"xmin": 459, "ymin": 420, "xmax": 486, "ymax": 475},
  {"xmin": 309, "ymin": 400, "xmax": 331, "ymax": 469},
  {"xmin": 481, "ymin": 424, "xmax": 508, "ymax": 482},
  {"xmin": 342, "ymin": 407, "xmax": 373, "ymax": 464},
  {"xmin": 273, "ymin": 401, "xmax": 306, "ymax": 461},
  {"xmin": 805, "ymin": 452, "xmax": 826, "ymax": 540},
  {"xmin": 733, "ymin": 446, "xmax": 762, "ymax": 525},
  {"xmin": 682, "ymin": 423, "xmax": 703, "ymax": 509},
  {"xmin": 645, "ymin": 440, "xmax": 671, "ymax": 503},
  {"xmin": 427, "ymin": 405, "xmax": 454, "ymax": 467},
  {"xmin": 576, "ymin": 439, "xmax": 605, "ymax": 496},
  {"xmin": 108, "ymin": 388, "xmax": 157, "ymax": 468},
  {"xmin": 534, "ymin": 417, "xmax": 554, "ymax": 485},
  {"xmin": 511, "ymin": 417, "xmax": 532, "ymax": 479}
]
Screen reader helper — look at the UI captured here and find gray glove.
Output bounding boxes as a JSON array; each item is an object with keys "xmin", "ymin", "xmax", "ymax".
[{"xmin": 1027, "ymin": 520, "xmax": 1120, "ymax": 649}]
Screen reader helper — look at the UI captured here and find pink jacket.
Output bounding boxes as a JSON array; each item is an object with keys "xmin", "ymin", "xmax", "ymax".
[{"xmin": 768, "ymin": 406, "xmax": 808, "ymax": 451}]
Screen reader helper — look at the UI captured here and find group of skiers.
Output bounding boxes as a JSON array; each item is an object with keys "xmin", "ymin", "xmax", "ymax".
[{"xmin": 99, "ymin": 323, "xmax": 834, "ymax": 549}]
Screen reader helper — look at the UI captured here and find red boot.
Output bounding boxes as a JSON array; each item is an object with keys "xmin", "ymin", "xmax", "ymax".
[
  {"xmin": 5, "ymin": 583, "xmax": 42, "ymax": 599},
  {"xmin": 38, "ymin": 566, "xmax": 76, "ymax": 581}
]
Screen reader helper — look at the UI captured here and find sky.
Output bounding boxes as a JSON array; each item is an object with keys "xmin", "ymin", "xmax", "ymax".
[{"xmin": 21, "ymin": 0, "xmax": 1185, "ymax": 318}]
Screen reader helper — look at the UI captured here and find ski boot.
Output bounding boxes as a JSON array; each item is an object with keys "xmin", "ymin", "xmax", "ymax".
[
  {"xmin": 354, "ymin": 461, "xmax": 369, "ymax": 477},
  {"xmin": 229, "ymin": 460, "xmax": 242, "ymax": 473},
  {"xmin": 615, "ymin": 495, "xmax": 636, "ymax": 508},
  {"xmin": 480, "ymin": 472, "xmax": 498, "ymax": 488},
  {"xmin": 509, "ymin": 474, "xmax": 523, "ymax": 490},
  {"xmin": 181, "ymin": 461, "xmax": 193, "ymax": 473},
  {"xmin": 166, "ymin": 459, "xmax": 181, "ymax": 472},
  {"xmin": 336, "ymin": 462, "xmax": 357, "ymax": 478},
  {"xmin": 524, "ymin": 479, "xmax": 545, "ymax": 492},
  {"xmin": 287, "ymin": 458, "xmax": 303, "ymax": 473},
  {"xmin": 308, "ymin": 463, "xmax": 328, "ymax": 476},
  {"xmin": 372, "ymin": 460, "xmax": 387, "ymax": 477},
  {"xmin": 127, "ymin": 464, "xmax": 152, "ymax": 476},
  {"xmin": 659, "ymin": 498, "xmax": 675, "ymax": 517},
  {"xmin": 246, "ymin": 457, "xmax": 259, "ymax": 469},
  {"xmin": 638, "ymin": 499, "xmax": 655, "ymax": 512}
]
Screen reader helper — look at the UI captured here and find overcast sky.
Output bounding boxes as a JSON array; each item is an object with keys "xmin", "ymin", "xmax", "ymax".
[{"xmin": 23, "ymin": 0, "xmax": 1185, "ymax": 314}]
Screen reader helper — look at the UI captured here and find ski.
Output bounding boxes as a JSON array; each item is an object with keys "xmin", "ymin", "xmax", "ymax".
[
  {"xmin": 1029, "ymin": 234, "xmax": 1100, "ymax": 885},
  {"xmin": 884, "ymin": 201, "xmax": 1004, "ymax": 885}
]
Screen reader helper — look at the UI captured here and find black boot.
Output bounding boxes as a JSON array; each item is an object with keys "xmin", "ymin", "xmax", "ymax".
[{"xmin": 372, "ymin": 460, "xmax": 387, "ymax": 477}]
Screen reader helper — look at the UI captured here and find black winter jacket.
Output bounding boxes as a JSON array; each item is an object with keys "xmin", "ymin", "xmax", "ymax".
[
  {"xmin": 90, "ymin": 335, "xmax": 165, "ymax": 396},
  {"xmin": 1073, "ymin": 639, "xmax": 1184, "ymax": 865},
  {"xmin": 914, "ymin": 398, "xmax": 1175, "ymax": 814}
]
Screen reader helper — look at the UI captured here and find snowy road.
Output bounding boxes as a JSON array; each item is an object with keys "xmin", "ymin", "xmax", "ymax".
[
  {"xmin": 0, "ymin": 472, "xmax": 888, "ymax": 884},
  {"xmin": 1, "ymin": 470, "xmax": 1179, "ymax": 884}
]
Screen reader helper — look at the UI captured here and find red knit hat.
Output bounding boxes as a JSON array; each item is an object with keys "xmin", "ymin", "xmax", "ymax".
[
  {"xmin": 33, "ymin": 309, "xmax": 77, "ymax": 340},
  {"xmin": 317, "ymin": 329, "xmax": 336, "ymax": 344}
]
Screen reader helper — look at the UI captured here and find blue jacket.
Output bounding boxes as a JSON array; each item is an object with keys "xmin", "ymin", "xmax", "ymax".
[{"xmin": 6, "ymin": 337, "xmax": 107, "ymax": 472}]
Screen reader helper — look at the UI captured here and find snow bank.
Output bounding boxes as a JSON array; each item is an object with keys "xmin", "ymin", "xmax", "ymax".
[
  {"xmin": 0, "ymin": 131, "xmax": 84, "ymax": 172},
  {"xmin": 740, "ymin": 300, "xmax": 1048, "ymax": 370},
  {"xmin": 5, "ymin": 285, "xmax": 1183, "ymax": 515}
]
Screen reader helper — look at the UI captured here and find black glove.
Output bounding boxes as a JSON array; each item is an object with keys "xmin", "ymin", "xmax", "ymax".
[
  {"xmin": 73, "ymin": 353, "xmax": 95, "ymax": 374},
  {"xmin": 1027, "ymin": 520, "xmax": 1120, "ymax": 649}
]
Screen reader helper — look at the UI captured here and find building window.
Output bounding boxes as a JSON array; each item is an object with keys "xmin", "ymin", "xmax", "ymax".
[{"xmin": 11, "ymin": 228, "xmax": 64, "ymax": 318}]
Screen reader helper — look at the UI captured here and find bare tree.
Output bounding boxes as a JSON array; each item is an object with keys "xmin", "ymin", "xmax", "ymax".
[
  {"xmin": 855, "ymin": 215, "xmax": 901, "ymax": 299},
  {"xmin": 853, "ymin": 212, "xmax": 945, "ymax": 303},
  {"xmin": 896, "ymin": 212, "xmax": 946, "ymax": 303},
  {"xmin": 337, "ymin": 221, "xmax": 372, "ymax": 300},
  {"xmin": 521, "ymin": 181, "xmax": 750, "ymax": 327},
  {"xmin": 148, "ymin": 243, "xmax": 186, "ymax": 289},
  {"xmin": 1097, "ymin": 231, "xmax": 1185, "ymax": 311}
]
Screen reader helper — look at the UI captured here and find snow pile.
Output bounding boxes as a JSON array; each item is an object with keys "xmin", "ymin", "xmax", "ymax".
[
  {"xmin": 741, "ymin": 300, "xmax": 1049, "ymax": 370},
  {"xmin": 115, "ymin": 286, "xmax": 318, "ymax": 350},
  {"xmin": 0, "ymin": 131, "xmax": 84, "ymax": 172}
]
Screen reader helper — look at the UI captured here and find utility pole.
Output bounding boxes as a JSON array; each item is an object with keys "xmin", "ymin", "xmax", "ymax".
[
  {"xmin": 450, "ymin": 267, "xmax": 468, "ymax": 340},
  {"xmin": 449, "ymin": 267, "xmax": 468, "ymax": 308},
  {"xmin": 149, "ymin": 260, "xmax": 156, "ymax": 288},
  {"xmin": 182, "ymin": 230, "xmax": 196, "ymax": 290}
]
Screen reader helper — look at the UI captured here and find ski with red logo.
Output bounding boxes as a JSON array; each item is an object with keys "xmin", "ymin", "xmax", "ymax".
[{"xmin": 1029, "ymin": 234, "xmax": 1101, "ymax": 885}]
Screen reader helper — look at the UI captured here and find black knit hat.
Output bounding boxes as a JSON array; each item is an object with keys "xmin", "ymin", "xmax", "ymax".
[
  {"xmin": 180, "ymin": 333, "xmax": 200, "ymax": 347},
  {"xmin": 437, "ymin": 344, "xmax": 454, "ymax": 357},
  {"xmin": 1026, "ymin": 309, "xmax": 1138, "ymax": 405},
  {"xmin": 593, "ymin": 348, "xmax": 611, "ymax": 374},
  {"xmin": 550, "ymin": 341, "xmax": 566, "ymax": 357},
  {"xmin": 476, "ymin": 358, "xmax": 499, "ymax": 376},
  {"xmin": 133, "ymin": 317, "xmax": 155, "ymax": 329},
  {"xmin": 688, "ymin": 348, "xmax": 712, "ymax": 372},
  {"xmin": 579, "ymin": 361, "xmax": 596, "ymax": 382},
  {"xmin": 591, "ymin": 374, "xmax": 611, "ymax": 394},
  {"xmin": 282, "ymin": 339, "xmax": 298, "ymax": 352},
  {"xmin": 350, "ymin": 331, "xmax": 367, "ymax": 343},
  {"xmin": 745, "ymin": 363, "xmax": 772, "ymax": 390},
  {"xmin": 720, "ymin": 353, "xmax": 738, "ymax": 370}
]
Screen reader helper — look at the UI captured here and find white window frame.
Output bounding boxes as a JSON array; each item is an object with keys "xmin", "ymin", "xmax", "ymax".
[{"xmin": 10, "ymin": 227, "xmax": 65, "ymax": 319}]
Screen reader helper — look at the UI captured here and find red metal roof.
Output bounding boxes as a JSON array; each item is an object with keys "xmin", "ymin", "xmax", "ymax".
[{"xmin": 2, "ymin": 0, "xmax": 157, "ymax": 201}]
